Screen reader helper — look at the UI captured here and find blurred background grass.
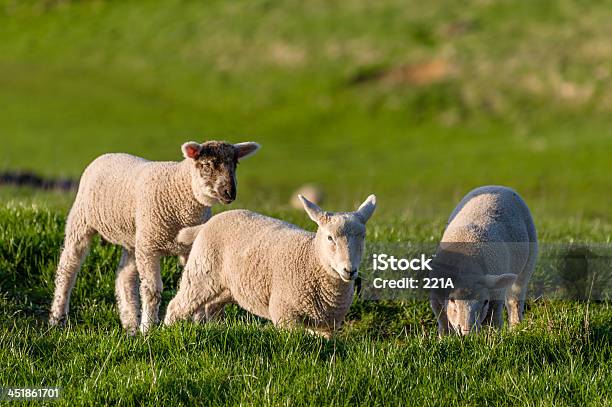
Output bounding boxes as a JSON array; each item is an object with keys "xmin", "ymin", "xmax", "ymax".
[{"xmin": 0, "ymin": 0, "xmax": 611, "ymax": 223}]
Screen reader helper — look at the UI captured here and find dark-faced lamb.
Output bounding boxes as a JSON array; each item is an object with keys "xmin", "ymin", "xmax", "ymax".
[{"xmin": 49, "ymin": 140, "xmax": 260, "ymax": 334}]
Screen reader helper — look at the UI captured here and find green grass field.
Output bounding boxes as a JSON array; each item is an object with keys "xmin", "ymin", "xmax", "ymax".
[
  {"xmin": 1, "ymin": 205, "xmax": 611, "ymax": 405},
  {"xmin": 1, "ymin": 0, "xmax": 611, "ymax": 405}
]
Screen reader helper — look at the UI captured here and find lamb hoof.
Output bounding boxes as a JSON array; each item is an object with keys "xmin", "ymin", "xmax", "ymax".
[
  {"xmin": 122, "ymin": 321, "xmax": 140, "ymax": 336},
  {"xmin": 125, "ymin": 327, "xmax": 138, "ymax": 337},
  {"xmin": 306, "ymin": 328, "xmax": 333, "ymax": 339},
  {"xmin": 139, "ymin": 320, "xmax": 157, "ymax": 334},
  {"xmin": 49, "ymin": 314, "xmax": 66, "ymax": 327}
]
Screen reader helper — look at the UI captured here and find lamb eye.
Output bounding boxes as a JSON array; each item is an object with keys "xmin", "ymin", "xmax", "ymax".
[{"xmin": 327, "ymin": 235, "xmax": 334, "ymax": 242}]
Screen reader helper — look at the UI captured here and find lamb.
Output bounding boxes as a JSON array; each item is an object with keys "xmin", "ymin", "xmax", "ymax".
[
  {"xmin": 49, "ymin": 140, "xmax": 260, "ymax": 334},
  {"xmin": 164, "ymin": 194, "xmax": 377, "ymax": 338},
  {"xmin": 429, "ymin": 186, "xmax": 538, "ymax": 336}
]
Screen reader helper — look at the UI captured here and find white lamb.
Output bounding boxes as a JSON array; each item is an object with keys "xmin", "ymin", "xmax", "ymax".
[
  {"xmin": 164, "ymin": 194, "xmax": 377, "ymax": 338},
  {"xmin": 49, "ymin": 140, "xmax": 260, "ymax": 334},
  {"xmin": 429, "ymin": 186, "xmax": 538, "ymax": 336}
]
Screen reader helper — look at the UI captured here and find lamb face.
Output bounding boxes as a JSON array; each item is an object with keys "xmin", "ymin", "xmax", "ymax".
[
  {"xmin": 299, "ymin": 194, "xmax": 376, "ymax": 282},
  {"xmin": 442, "ymin": 274, "xmax": 517, "ymax": 335},
  {"xmin": 182, "ymin": 141, "xmax": 260, "ymax": 206},
  {"xmin": 445, "ymin": 286, "xmax": 490, "ymax": 336},
  {"xmin": 317, "ymin": 214, "xmax": 366, "ymax": 282}
]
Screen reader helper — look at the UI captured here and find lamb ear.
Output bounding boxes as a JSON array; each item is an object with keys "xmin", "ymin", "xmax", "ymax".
[
  {"xmin": 234, "ymin": 142, "xmax": 260, "ymax": 160},
  {"xmin": 482, "ymin": 274, "xmax": 517, "ymax": 290},
  {"xmin": 182, "ymin": 141, "xmax": 203, "ymax": 160},
  {"xmin": 299, "ymin": 195, "xmax": 325, "ymax": 224},
  {"xmin": 356, "ymin": 194, "xmax": 377, "ymax": 223}
]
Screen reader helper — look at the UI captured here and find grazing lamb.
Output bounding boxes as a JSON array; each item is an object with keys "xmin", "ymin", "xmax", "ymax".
[
  {"xmin": 429, "ymin": 186, "xmax": 538, "ymax": 336},
  {"xmin": 49, "ymin": 140, "xmax": 260, "ymax": 334},
  {"xmin": 164, "ymin": 194, "xmax": 377, "ymax": 338}
]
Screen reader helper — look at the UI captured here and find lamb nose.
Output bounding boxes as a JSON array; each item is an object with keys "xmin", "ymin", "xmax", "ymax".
[
  {"xmin": 223, "ymin": 188, "xmax": 236, "ymax": 201},
  {"xmin": 345, "ymin": 268, "xmax": 358, "ymax": 277}
]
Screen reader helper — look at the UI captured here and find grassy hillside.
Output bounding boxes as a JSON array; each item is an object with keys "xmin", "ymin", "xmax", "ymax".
[{"xmin": 0, "ymin": 0, "xmax": 611, "ymax": 220}]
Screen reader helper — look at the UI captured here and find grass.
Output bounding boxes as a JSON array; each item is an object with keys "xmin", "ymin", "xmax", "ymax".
[
  {"xmin": 0, "ymin": 204, "xmax": 611, "ymax": 405},
  {"xmin": 2, "ymin": 308, "xmax": 610, "ymax": 405},
  {"xmin": 1, "ymin": 0, "xmax": 612, "ymax": 404}
]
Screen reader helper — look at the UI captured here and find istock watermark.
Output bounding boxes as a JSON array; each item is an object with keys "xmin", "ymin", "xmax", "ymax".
[
  {"xmin": 372, "ymin": 254, "xmax": 433, "ymax": 271},
  {"xmin": 357, "ymin": 243, "xmax": 612, "ymax": 301},
  {"xmin": 371, "ymin": 253, "xmax": 454, "ymax": 290}
]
